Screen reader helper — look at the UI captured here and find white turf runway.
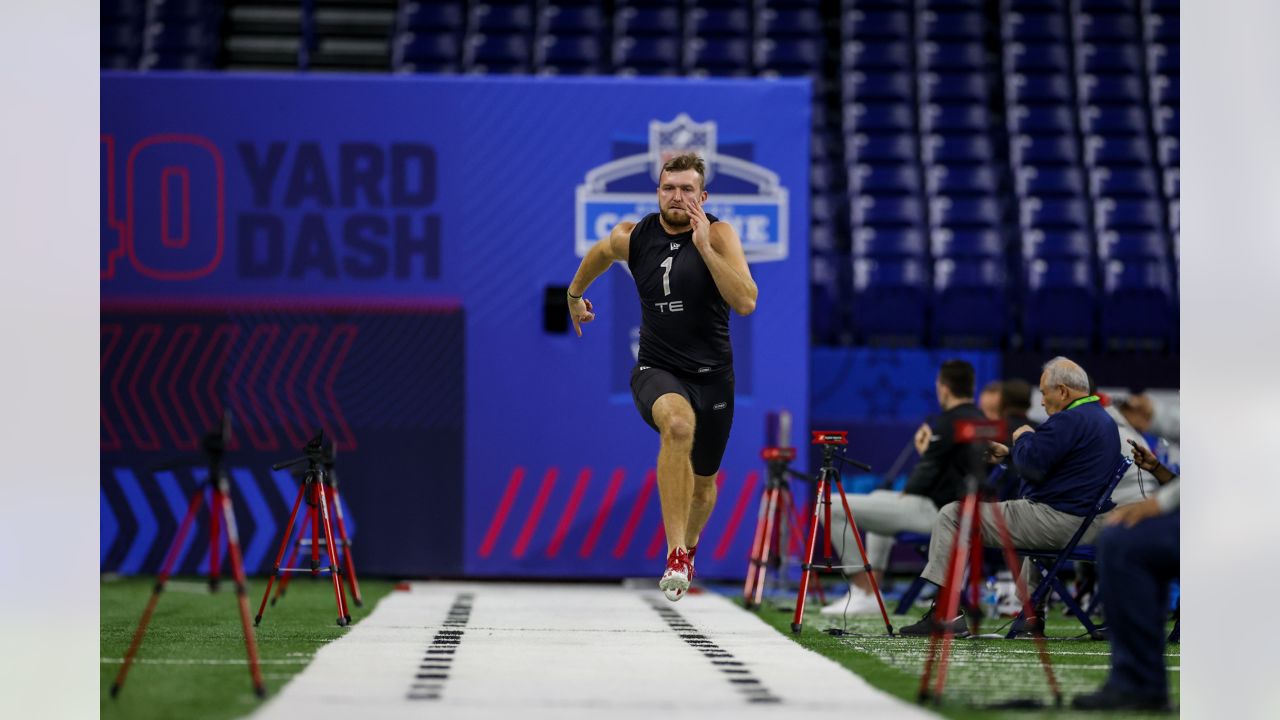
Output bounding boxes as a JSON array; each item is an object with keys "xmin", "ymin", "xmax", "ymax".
[{"xmin": 251, "ymin": 582, "xmax": 936, "ymax": 719}]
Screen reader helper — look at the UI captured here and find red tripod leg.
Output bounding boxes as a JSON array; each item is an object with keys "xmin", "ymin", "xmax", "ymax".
[
  {"xmin": 985, "ymin": 502, "xmax": 1063, "ymax": 704},
  {"xmin": 111, "ymin": 488, "xmax": 205, "ymax": 697},
  {"xmin": 781, "ymin": 487, "xmax": 826, "ymax": 605},
  {"xmin": 309, "ymin": 483, "xmax": 321, "ymax": 576},
  {"xmin": 832, "ymin": 479, "xmax": 895, "ymax": 636},
  {"xmin": 208, "ymin": 485, "xmax": 223, "ymax": 590},
  {"xmin": 750, "ymin": 486, "xmax": 780, "ymax": 608},
  {"xmin": 968, "ymin": 509, "xmax": 985, "ymax": 634},
  {"xmin": 328, "ymin": 486, "xmax": 363, "ymax": 607},
  {"xmin": 217, "ymin": 488, "xmax": 267, "ymax": 697},
  {"xmin": 931, "ymin": 494, "xmax": 978, "ymax": 703},
  {"xmin": 274, "ymin": 511, "xmax": 308, "ymax": 604},
  {"xmin": 742, "ymin": 482, "xmax": 772, "ymax": 606},
  {"xmin": 822, "ymin": 480, "xmax": 832, "ymax": 560},
  {"xmin": 255, "ymin": 482, "xmax": 307, "ymax": 626},
  {"xmin": 790, "ymin": 470, "xmax": 829, "ymax": 633},
  {"xmin": 315, "ymin": 481, "xmax": 351, "ymax": 626}
]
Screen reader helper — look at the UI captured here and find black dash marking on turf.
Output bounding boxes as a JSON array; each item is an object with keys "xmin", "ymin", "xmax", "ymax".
[
  {"xmin": 407, "ymin": 592, "xmax": 474, "ymax": 701},
  {"xmin": 642, "ymin": 596, "xmax": 782, "ymax": 704}
]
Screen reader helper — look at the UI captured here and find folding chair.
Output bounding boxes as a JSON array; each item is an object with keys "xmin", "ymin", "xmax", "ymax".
[{"xmin": 1006, "ymin": 456, "xmax": 1133, "ymax": 638}]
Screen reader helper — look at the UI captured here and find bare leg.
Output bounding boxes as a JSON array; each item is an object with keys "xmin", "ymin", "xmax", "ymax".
[
  {"xmin": 651, "ymin": 393, "xmax": 696, "ymax": 556},
  {"xmin": 685, "ymin": 473, "xmax": 719, "ymax": 547}
]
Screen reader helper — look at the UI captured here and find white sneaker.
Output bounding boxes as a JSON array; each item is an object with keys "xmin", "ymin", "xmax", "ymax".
[
  {"xmin": 659, "ymin": 548, "xmax": 692, "ymax": 601},
  {"xmin": 819, "ymin": 585, "xmax": 883, "ymax": 616}
]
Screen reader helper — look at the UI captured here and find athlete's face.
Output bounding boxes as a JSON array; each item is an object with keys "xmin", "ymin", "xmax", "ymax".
[{"xmin": 657, "ymin": 169, "xmax": 707, "ymax": 227}]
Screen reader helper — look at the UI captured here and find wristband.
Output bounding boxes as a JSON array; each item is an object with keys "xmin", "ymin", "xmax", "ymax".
[{"xmin": 567, "ymin": 290, "xmax": 582, "ymax": 300}]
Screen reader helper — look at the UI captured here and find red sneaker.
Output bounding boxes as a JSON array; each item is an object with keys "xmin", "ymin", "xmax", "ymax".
[{"xmin": 659, "ymin": 547, "xmax": 692, "ymax": 601}]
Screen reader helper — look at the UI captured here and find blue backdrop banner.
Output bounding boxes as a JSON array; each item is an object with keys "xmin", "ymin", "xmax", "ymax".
[{"xmin": 101, "ymin": 72, "xmax": 811, "ymax": 579}]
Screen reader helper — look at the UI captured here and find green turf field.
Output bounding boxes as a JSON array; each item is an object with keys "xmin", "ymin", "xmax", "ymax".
[
  {"xmin": 101, "ymin": 576, "xmax": 395, "ymax": 720},
  {"xmin": 747, "ymin": 594, "xmax": 1179, "ymax": 719}
]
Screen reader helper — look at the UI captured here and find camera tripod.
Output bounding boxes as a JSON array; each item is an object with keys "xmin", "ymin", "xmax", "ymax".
[
  {"xmin": 742, "ymin": 446, "xmax": 827, "ymax": 610},
  {"xmin": 111, "ymin": 415, "xmax": 265, "ymax": 699},
  {"xmin": 255, "ymin": 432, "xmax": 352, "ymax": 627},
  {"xmin": 269, "ymin": 443, "xmax": 363, "ymax": 609},
  {"xmin": 916, "ymin": 418, "xmax": 1061, "ymax": 707},
  {"xmin": 791, "ymin": 431, "xmax": 895, "ymax": 637}
]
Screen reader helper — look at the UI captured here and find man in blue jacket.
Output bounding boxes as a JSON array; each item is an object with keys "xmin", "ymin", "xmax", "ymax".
[{"xmin": 901, "ymin": 356, "xmax": 1122, "ymax": 636}]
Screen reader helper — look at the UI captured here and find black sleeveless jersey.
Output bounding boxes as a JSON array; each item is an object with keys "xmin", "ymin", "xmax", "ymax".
[{"xmin": 628, "ymin": 212, "xmax": 732, "ymax": 378}]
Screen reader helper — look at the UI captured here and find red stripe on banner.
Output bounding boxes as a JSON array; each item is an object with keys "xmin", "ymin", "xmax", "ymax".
[
  {"xmin": 613, "ymin": 469, "xmax": 656, "ymax": 558},
  {"xmin": 512, "ymin": 468, "xmax": 559, "ymax": 558},
  {"xmin": 546, "ymin": 468, "xmax": 592, "ymax": 559},
  {"xmin": 713, "ymin": 470, "xmax": 761, "ymax": 560},
  {"xmin": 478, "ymin": 467, "xmax": 525, "ymax": 558},
  {"xmin": 579, "ymin": 469, "xmax": 624, "ymax": 558}
]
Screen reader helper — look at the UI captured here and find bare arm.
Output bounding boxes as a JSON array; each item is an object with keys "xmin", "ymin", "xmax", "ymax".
[
  {"xmin": 688, "ymin": 202, "xmax": 757, "ymax": 315},
  {"xmin": 567, "ymin": 222, "xmax": 633, "ymax": 336}
]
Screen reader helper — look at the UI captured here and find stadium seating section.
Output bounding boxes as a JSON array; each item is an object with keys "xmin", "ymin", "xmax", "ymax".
[{"xmin": 103, "ymin": 0, "xmax": 1179, "ymax": 351}]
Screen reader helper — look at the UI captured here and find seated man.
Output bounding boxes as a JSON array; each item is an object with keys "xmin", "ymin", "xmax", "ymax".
[
  {"xmin": 1073, "ymin": 441, "xmax": 1179, "ymax": 711},
  {"xmin": 821, "ymin": 360, "xmax": 984, "ymax": 615},
  {"xmin": 900, "ymin": 356, "xmax": 1122, "ymax": 636}
]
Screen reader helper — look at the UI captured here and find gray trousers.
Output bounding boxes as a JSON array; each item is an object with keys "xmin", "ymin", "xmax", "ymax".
[
  {"xmin": 920, "ymin": 498, "xmax": 1108, "ymax": 588},
  {"xmin": 827, "ymin": 490, "xmax": 939, "ymax": 575}
]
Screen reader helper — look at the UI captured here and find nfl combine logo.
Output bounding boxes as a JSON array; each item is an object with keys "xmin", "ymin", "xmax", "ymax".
[{"xmin": 575, "ymin": 113, "xmax": 790, "ymax": 264}]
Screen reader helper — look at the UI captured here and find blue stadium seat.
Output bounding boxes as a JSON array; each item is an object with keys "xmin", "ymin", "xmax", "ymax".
[
  {"xmin": 923, "ymin": 134, "xmax": 994, "ymax": 165},
  {"xmin": 931, "ymin": 227, "xmax": 1004, "ymax": 258},
  {"xmin": 932, "ymin": 258, "xmax": 1008, "ymax": 344},
  {"xmin": 536, "ymin": 35, "xmax": 602, "ymax": 71},
  {"xmin": 1023, "ymin": 258, "xmax": 1097, "ymax": 347},
  {"xmin": 810, "ymin": 193, "xmax": 845, "ymax": 226},
  {"xmin": 102, "ymin": 24, "xmax": 143, "ymax": 53},
  {"xmin": 1078, "ymin": 0, "xmax": 1138, "ymax": 11},
  {"xmin": 613, "ymin": 36, "xmax": 680, "ymax": 71},
  {"xmin": 1151, "ymin": 74, "xmax": 1179, "ymax": 105},
  {"xmin": 921, "ymin": 0, "xmax": 984, "ymax": 8},
  {"xmin": 686, "ymin": 37, "xmax": 751, "ymax": 73},
  {"xmin": 1084, "ymin": 135, "xmax": 1153, "ymax": 166},
  {"xmin": 1002, "ymin": 0, "xmax": 1062, "ymax": 10},
  {"xmin": 1075, "ymin": 13, "xmax": 1139, "ymax": 43},
  {"xmin": 1149, "ymin": 42, "xmax": 1178, "ymax": 75},
  {"xmin": 1097, "ymin": 230, "xmax": 1168, "ymax": 261},
  {"xmin": 842, "ymin": 71, "xmax": 913, "ymax": 102},
  {"xmin": 1158, "ymin": 137, "xmax": 1179, "ymax": 166},
  {"xmin": 687, "ymin": 7, "xmax": 750, "ymax": 36},
  {"xmin": 471, "ymin": 3, "xmax": 534, "ymax": 34},
  {"xmin": 1169, "ymin": 198, "xmax": 1179, "ymax": 233},
  {"xmin": 1100, "ymin": 259, "xmax": 1175, "ymax": 347},
  {"xmin": 1145, "ymin": 12, "xmax": 1179, "ymax": 43},
  {"xmin": 1021, "ymin": 197, "xmax": 1090, "ymax": 230},
  {"xmin": 842, "ymin": 41, "xmax": 911, "ymax": 69},
  {"xmin": 102, "ymin": 0, "xmax": 145, "ymax": 19},
  {"xmin": 853, "ymin": 227, "xmax": 927, "ymax": 258},
  {"xmin": 843, "ymin": 10, "xmax": 912, "ymax": 39},
  {"xmin": 616, "ymin": 7, "xmax": 680, "ymax": 36},
  {"xmin": 1006, "ymin": 73, "xmax": 1073, "ymax": 104},
  {"xmin": 847, "ymin": 132, "xmax": 918, "ymax": 163},
  {"xmin": 852, "ymin": 195, "xmax": 925, "ymax": 227},
  {"xmin": 403, "ymin": 1, "xmax": 465, "ymax": 32},
  {"xmin": 843, "ymin": 103, "xmax": 915, "ymax": 133},
  {"xmin": 1011, "ymin": 135, "xmax": 1079, "ymax": 165},
  {"xmin": 1089, "ymin": 166, "xmax": 1158, "ymax": 197},
  {"xmin": 397, "ymin": 33, "xmax": 461, "ymax": 65},
  {"xmin": 811, "ymin": 252, "xmax": 847, "ymax": 343},
  {"xmin": 465, "ymin": 34, "xmax": 530, "ymax": 71},
  {"xmin": 757, "ymin": 8, "xmax": 823, "ymax": 37},
  {"xmin": 1079, "ymin": 74, "xmax": 1145, "ymax": 104},
  {"xmin": 930, "ymin": 195, "xmax": 1002, "ymax": 228},
  {"xmin": 918, "ymin": 42, "xmax": 986, "ymax": 70},
  {"xmin": 849, "ymin": 163, "xmax": 920, "ymax": 195},
  {"xmin": 1077, "ymin": 43, "xmax": 1142, "ymax": 74},
  {"xmin": 1095, "ymin": 198, "xmax": 1164, "ymax": 232},
  {"xmin": 146, "ymin": 21, "xmax": 220, "ymax": 52},
  {"xmin": 811, "ymin": 224, "xmax": 838, "ymax": 253},
  {"xmin": 1008, "ymin": 104, "xmax": 1076, "ymax": 134},
  {"xmin": 852, "ymin": 258, "xmax": 929, "ymax": 343},
  {"xmin": 1080, "ymin": 104, "xmax": 1146, "ymax": 135},
  {"xmin": 1015, "ymin": 165, "xmax": 1085, "ymax": 197},
  {"xmin": 755, "ymin": 38, "xmax": 823, "ymax": 72},
  {"xmin": 1005, "ymin": 42, "xmax": 1070, "ymax": 73},
  {"xmin": 1003, "ymin": 12, "xmax": 1067, "ymax": 42},
  {"xmin": 538, "ymin": 5, "xmax": 604, "ymax": 35},
  {"xmin": 921, "ymin": 103, "xmax": 988, "ymax": 133},
  {"xmin": 920, "ymin": 11, "xmax": 986, "ymax": 40},
  {"xmin": 142, "ymin": 51, "xmax": 215, "ymax": 70},
  {"xmin": 926, "ymin": 165, "xmax": 998, "ymax": 195},
  {"xmin": 1022, "ymin": 228, "xmax": 1092, "ymax": 259},
  {"xmin": 1154, "ymin": 105, "xmax": 1179, "ymax": 136},
  {"xmin": 1163, "ymin": 167, "xmax": 1180, "ymax": 198},
  {"xmin": 812, "ymin": 160, "xmax": 838, "ymax": 192},
  {"xmin": 919, "ymin": 72, "xmax": 989, "ymax": 103}
]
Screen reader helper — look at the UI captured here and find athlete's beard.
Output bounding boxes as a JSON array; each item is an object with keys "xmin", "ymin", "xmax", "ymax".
[{"xmin": 660, "ymin": 207, "xmax": 691, "ymax": 230}]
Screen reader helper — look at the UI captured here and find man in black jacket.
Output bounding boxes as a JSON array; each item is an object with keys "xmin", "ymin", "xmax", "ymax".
[{"xmin": 821, "ymin": 360, "xmax": 985, "ymax": 616}]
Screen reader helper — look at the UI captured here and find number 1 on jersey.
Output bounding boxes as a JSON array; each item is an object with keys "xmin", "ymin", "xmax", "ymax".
[{"xmin": 660, "ymin": 255, "xmax": 674, "ymax": 296}]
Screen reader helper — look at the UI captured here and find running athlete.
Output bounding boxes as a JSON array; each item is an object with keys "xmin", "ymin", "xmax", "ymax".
[{"xmin": 566, "ymin": 152, "xmax": 758, "ymax": 601}]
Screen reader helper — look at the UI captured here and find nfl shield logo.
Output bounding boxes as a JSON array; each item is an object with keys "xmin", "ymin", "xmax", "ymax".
[{"xmin": 650, "ymin": 113, "xmax": 717, "ymax": 184}]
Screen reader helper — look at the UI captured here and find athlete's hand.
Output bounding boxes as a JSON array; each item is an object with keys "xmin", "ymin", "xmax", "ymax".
[
  {"xmin": 568, "ymin": 295, "xmax": 595, "ymax": 337},
  {"xmin": 688, "ymin": 194, "xmax": 711, "ymax": 251}
]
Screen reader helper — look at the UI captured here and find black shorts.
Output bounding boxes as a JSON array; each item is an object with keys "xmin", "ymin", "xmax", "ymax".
[{"xmin": 630, "ymin": 365, "xmax": 735, "ymax": 476}]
